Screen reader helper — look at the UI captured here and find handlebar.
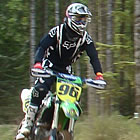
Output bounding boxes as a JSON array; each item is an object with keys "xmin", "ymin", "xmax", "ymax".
[{"xmin": 31, "ymin": 68, "xmax": 107, "ymax": 89}]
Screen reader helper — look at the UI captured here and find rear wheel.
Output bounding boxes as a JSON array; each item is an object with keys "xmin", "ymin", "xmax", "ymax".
[{"xmin": 58, "ymin": 130, "xmax": 71, "ymax": 140}]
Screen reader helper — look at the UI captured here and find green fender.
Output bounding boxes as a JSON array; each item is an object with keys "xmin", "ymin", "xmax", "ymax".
[{"xmin": 60, "ymin": 101, "xmax": 80, "ymax": 120}]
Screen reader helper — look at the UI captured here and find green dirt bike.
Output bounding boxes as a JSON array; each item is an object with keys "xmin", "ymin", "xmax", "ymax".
[{"xmin": 17, "ymin": 68, "xmax": 106, "ymax": 140}]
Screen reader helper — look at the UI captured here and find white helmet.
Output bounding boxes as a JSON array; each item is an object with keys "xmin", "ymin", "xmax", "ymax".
[{"xmin": 66, "ymin": 3, "xmax": 92, "ymax": 35}]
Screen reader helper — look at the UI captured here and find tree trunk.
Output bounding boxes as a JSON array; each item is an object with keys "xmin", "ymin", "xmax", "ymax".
[
  {"xmin": 87, "ymin": 0, "xmax": 99, "ymax": 116},
  {"xmin": 106, "ymin": 0, "xmax": 113, "ymax": 72},
  {"xmin": 97, "ymin": 0, "xmax": 105, "ymax": 115},
  {"xmin": 44, "ymin": 0, "xmax": 48, "ymax": 33},
  {"xmin": 134, "ymin": 0, "xmax": 140, "ymax": 114},
  {"xmin": 106, "ymin": 0, "xmax": 114, "ymax": 115},
  {"xmin": 30, "ymin": 0, "xmax": 36, "ymax": 86},
  {"xmin": 55, "ymin": 0, "xmax": 60, "ymax": 25}
]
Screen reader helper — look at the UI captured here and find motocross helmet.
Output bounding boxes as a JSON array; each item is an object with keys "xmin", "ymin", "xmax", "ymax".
[{"xmin": 65, "ymin": 3, "xmax": 92, "ymax": 35}]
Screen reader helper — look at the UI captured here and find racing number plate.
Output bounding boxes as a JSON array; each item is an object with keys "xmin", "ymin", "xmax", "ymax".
[{"xmin": 56, "ymin": 81, "xmax": 82, "ymax": 102}]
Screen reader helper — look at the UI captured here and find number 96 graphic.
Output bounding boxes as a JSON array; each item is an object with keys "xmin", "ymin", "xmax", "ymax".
[{"xmin": 57, "ymin": 82, "xmax": 82, "ymax": 102}]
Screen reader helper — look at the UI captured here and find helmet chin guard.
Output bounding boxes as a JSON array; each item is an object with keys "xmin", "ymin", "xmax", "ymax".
[{"xmin": 65, "ymin": 3, "xmax": 92, "ymax": 35}]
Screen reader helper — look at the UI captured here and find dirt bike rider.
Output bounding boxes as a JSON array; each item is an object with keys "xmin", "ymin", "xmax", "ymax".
[{"xmin": 16, "ymin": 3, "xmax": 104, "ymax": 140}]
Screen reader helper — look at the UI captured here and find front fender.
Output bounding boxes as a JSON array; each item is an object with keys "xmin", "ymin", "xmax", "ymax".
[{"xmin": 60, "ymin": 101, "xmax": 80, "ymax": 119}]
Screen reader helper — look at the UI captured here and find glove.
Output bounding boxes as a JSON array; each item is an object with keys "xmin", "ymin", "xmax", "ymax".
[
  {"xmin": 33, "ymin": 62, "xmax": 43, "ymax": 69},
  {"xmin": 95, "ymin": 72, "xmax": 104, "ymax": 80}
]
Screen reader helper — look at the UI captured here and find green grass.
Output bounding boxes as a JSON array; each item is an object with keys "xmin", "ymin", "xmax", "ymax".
[
  {"xmin": 0, "ymin": 125, "xmax": 17, "ymax": 140},
  {"xmin": 74, "ymin": 113, "xmax": 140, "ymax": 140},
  {"xmin": 1, "ymin": 114, "xmax": 140, "ymax": 140}
]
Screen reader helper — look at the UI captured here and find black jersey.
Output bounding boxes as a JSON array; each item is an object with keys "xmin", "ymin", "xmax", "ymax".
[{"xmin": 34, "ymin": 24, "xmax": 102, "ymax": 74}]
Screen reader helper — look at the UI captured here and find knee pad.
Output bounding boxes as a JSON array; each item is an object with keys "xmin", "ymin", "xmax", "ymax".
[{"xmin": 31, "ymin": 85, "xmax": 49, "ymax": 106}]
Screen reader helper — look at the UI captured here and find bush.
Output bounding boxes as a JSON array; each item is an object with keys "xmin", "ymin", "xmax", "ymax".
[{"xmin": 74, "ymin": 113, "xmax": 140, "ymax": 140}]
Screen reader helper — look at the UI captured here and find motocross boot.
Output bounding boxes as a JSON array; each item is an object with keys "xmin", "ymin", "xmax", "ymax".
[{"xmin": 16, "ymin": 105, "xmax": 38, "ymax": 140}]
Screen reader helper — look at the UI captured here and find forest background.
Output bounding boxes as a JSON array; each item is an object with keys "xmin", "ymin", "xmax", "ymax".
[{"xmin": 0, "ymin": 0, "xmax": 140, "ymax": 131}]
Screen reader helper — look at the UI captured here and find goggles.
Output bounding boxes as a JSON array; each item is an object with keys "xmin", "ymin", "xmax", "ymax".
[{"xmin": 71, "ymin": 15, "xmax": 91, "ymax": 25}]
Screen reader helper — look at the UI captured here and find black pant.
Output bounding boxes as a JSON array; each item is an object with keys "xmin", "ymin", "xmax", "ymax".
[{"xmin": 31, "ymin": 76, "xmax": 56, "ymax": 107}]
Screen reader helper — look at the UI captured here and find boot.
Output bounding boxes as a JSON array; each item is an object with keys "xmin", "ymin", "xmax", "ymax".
[{"xmin": 16, "ymin": 105, "xmax": 38, "ymax": 140}]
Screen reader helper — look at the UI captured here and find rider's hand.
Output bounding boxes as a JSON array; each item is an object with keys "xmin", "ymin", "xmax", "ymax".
[
  {"xmin": 95, "ymin": 72, "xmax": 104, "ymax": 80},
  {"xmin": 33, "ymin": 62, "xmax": 43, "ymax": 69}
]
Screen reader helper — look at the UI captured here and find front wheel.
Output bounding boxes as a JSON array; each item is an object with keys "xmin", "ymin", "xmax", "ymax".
[{"xmin": 58, "ymin": 130, "xmax": 72, "ymax": 140}]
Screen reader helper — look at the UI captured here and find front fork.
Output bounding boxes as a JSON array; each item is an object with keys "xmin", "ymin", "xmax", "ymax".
[
  {"xmin": 68, "ymin": 118, "xmax": 75, "ymax": 132},
  {"xmin": 68, "ymin": 118, "xmax": 75, "ymax": 139},
  {"xmin": 49, "ymin": 96, "xmax": 60, "ymax": 140},
  {"xmin": 50, "ymin": 96, "xmax": 75, "ymax": 140}
]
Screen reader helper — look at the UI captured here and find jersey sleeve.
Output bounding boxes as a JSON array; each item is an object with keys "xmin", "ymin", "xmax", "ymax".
[
  {"xmin": 34, "ymin": 27, "xmax": 57, "ymax": 63},
  {"xmin": 85, "ymin": 37, "xmax": 103, "ymax": 74}
]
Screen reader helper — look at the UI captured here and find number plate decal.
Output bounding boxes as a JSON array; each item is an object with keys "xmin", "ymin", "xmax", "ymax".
[{"xmin": 56, "ymin": 81, "xmax": 82, "ymax": 102}]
